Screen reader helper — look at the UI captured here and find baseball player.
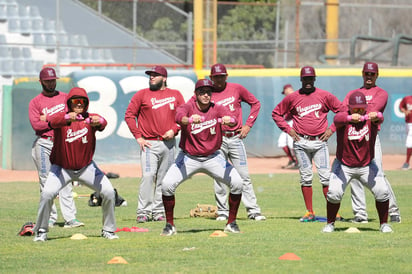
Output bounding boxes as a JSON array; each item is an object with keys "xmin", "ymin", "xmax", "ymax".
[
  {"xmin": 277, "ymin": 84, "xmax": 298, "ymax": 169},
  {"xmin": 399, "ymin": 95, "xmax": 412, "ymax": 170},
  {"xmin": 272, "ymin": 66, "xmax": 344, "ymax": 222},
  {"xmin": 33, "ymin": 87, "xmax": 118, "ymax": 241},
  {"xmin": 29, "ymin": 67, "xmax": 83, "ymax": 229},
  {"xmin": 336, "ymin": 62, "xmax": 401, "ymax": 223},
  {"xmin": 160, "ymin": 79, "xmax": 243, "ymax": 236},
  {"xmin": 209, "ymin": 63, "xmax": 266, "ymax": 221},
  {"xmin": 125, "ymin": 66, "xmax": 185, "ymax": 223},
  {"xmin": 323, "ymin": 91, "xmax": 392, "ymax": 233}
]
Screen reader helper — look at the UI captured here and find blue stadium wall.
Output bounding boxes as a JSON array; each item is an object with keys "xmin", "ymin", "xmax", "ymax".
[{"xmin": 2, "ymin": 68, "xmax": 412, "ymax": 170}]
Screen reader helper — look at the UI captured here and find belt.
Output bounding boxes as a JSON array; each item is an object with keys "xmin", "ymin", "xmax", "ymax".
[
  {"xmin": 145, "ymin": 136, "xmax": 163, "ymax": 141},
  {"xmin": 297, "ymin": 133, "xmax": 322, "ymax": 140},
  {"xmin": 41, "ymin": 136, "xmax": 54, "ymax": 141},
  {"xmin": 222, "ymin": 131, "xmax": 239, "ymax": 138}
]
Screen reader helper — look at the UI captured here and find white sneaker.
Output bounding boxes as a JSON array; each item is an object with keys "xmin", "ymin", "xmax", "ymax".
[
  {"xmin": 101, "ymin": 230, "xmax": 119, "ymax": 240},
  {"xmin": 380, "ymin": 223, "xmax": 393, "ymax": 233},
  {"xmin": 248, "ymin": 213, "xmax": 266, "ymax": 221},
  {"xmin": 322, "ymin": 223, "xmax": 335, "ymax": 233},
  {"xmin": 33, "ymin": 229, "xmax": 47, "ymax": 242},
  {"xmin": 216, "ymin": 215, "xmax": 228, "ymax": 221},
  {"xmin": 224, "ymin": 221, "xmax": 240, "ymax": 233},
  {"xmin": 161, "ymin": 223, "xmax": 177, "ymax": 236}
]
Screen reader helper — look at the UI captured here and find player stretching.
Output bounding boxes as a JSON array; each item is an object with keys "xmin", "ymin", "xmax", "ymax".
[
  {"xmin": 323, "ymin": 91, "xmax": 392, "ymax": 233},
  {"xmin": 399, "ymin": 95, "xmax": 412, "ymax": 170},
  {"xmin": 33, "ymin": 87, "xmax": 118, "ymax": 241},
  {"xmin": 272, "ymin": 66, "xmax": 344, "ymax": 222},
  {"xmin": 160, "ymin": 79, "xmax": 243, "ymax": 236},
  {"xmin": 29, "ymin": 67, "xmax": 83, "ymax": 229}
]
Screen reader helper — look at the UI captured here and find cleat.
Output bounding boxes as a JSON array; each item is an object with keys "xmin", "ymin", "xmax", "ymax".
[
  {"xmin": 33, "ymin": 229, "xmax": 47, "ymax": 242},
  {"xmin": 136, "ymin": 215, "xmax": 150, "ymax": 223},
  {"xmin": 224, "ymin": 221, "xmax": 240, "ymax": 233},
  {"xmin": 390, "ymin": 215, "xmax": 401, "ymax": 223},
  {"xmin": 161, "ymin": 223, "xmax": 176, "ymax": 236},
  {"xmin": 101, "ymin": 230, "xmax": 119, "ymax": 240},
  {"xmin": 248, "ymin": 213, "xmax": 266, "ymax": 221},
  {"xmin": 379, "ymin": 223, "xmax": 393, "ymax": 233},
  {"xmin": 352, "ymin": 216, "xmax": 368, "ymax": 223},
  {"xmin": 64, "ymin": 219, "xmax": 84, "ymax": 228},
  {"xmin": 401, "ymin": 163, "xmax": 410, "ymax": 170},
  {"xmin": 216, "ymin": 214, "xmax": 228, "ymax": 221},
  {"xmin": 153, "ymin": 215, "xmax": 165, "ymax": 222},
  {"xmin": 322, "ymin": 223, "xmax": 335, "ymax": 233},
  {"xmin": 299, "ymin": 211, "xmax": 315, "ymax": 222}
]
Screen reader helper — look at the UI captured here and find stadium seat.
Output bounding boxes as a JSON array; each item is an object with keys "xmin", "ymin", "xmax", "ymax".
[
  {"xmin": 0, "ymin": 4, "xmax": 7, "ymax": 22},
  {"xmin": 6, "ymin": 4, "xmax": 18, "ymax": 19},
  {"xmin": 22, "ymin": 47, "xmax": 31, "ymax": 59},
  {"xmin": 20, "ymin": 18, "xmax": 32, "ymax": 35},
  {"xmin": 31, "ymin": 18, "xmax": 44, "ymax": 33},
  {"xmin": 7, "ymin": 18, "xmax": 21, "ymax": 33},
  {"xmin": 32, "ymin": 33, "xmax": 45, "ymax": 48}
]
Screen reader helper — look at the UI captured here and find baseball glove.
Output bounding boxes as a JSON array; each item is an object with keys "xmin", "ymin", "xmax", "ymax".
[
  {"xmin": 17, "ymin": 221, "xmax": 35, "ymax": 236},
  {"xmin": 190, "ymin": 204, "xmax": 218, "ymax": 218}
]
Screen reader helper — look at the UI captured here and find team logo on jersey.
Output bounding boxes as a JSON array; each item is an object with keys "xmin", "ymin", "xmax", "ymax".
[
  {"xmin": 42, "ymin": 103, "xmax": 65, "ymax": 117},
  {"xmin": 190, "ymin": 119, "xmax": 218, "ymax": 135},
  {"xmin": 348, "ymin": 124, "xmax": 370, "ymax": 141},
  {"xmin": 215, "ymin": 96, "xmax": 235, "ymax": 107},
  {"xmin": 82, "ymin": 136, "xmax": 88, "ymax": 144},
  {"xmin": 169, "ymin": 103, "xmax": 175, "ymax": 110},
  {"xmin": 151, "ymin": 97, "xmax": 176, "ymax": 109},
  {"xmin": 210, "ymin": 127, "xmax": 216, "ymax": 135},
  {"xmin": 229, "ymin": 104, "xmax": 235, "ymax": 112},
  {"xmin": 66, "ymin": 128, "xmax": 89, "ymax": 143},
  {"xmin": 296, "ymin": 104, "xmax": 322, "ymax": 117}
]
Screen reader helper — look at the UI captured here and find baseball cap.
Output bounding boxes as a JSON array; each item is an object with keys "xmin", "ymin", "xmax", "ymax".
[
  {"xmin": 282, "ymin": 84, "xmax": 292, "ymax": 94},
  {"xmin": 39, "ymin": 67, "xmax": 59, "ymax": 80},
  {"xmin": 300, "ymin": 66, "xmax": 316, "ymax": 77},
  {"xmin": 210, "ymin": 63, "xmax": 228, "ymax": 76},
  {"xmin": 195, "ymin": 79, "xmax": 214, "ymax": 90},
  {"xmin": 145, "ymin": 65, "xmax": 167, "ymax": 77},
  {"xmin": 348, "ymin": 91, "xmax": 367, "ymax": 109},
  {"xmin": 362, "ymin": 62, "xmax": 378, "ymax": 74}
]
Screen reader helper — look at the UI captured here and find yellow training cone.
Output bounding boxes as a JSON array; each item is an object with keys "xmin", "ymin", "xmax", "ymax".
[
  {"xmin": 345, "ymin": 227, "xmax": 361, "ymax": 233},
  {"xmin": 209, "ymin": 230, "xmax": 228, "ymax": 237},
  {"xmin": 107, "ymin": 256, "xmax": 128, "ymax": 264},
  {"xmin": 70, "ymin": 233, "xmax": 87, "ymax": 240}
]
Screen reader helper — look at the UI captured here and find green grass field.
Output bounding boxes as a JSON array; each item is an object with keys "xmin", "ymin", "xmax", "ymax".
[{"xmin": 0, "ymin": 171, "xmax": 410, "ymax": 273}]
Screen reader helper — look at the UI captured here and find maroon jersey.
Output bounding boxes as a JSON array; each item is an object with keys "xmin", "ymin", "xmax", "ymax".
[
  {"xmin": 29, "ymin": 91, "xmax": 67, "ymax": 137},
  {"xmin": 211, "ymin": 82, "xmax": 260, "ymax": 131},
  {"xmin": 125, "ymin": 87, "xmax": 185, "ymax": 139},
  {"xmin": 343, "ymin": 86, "xmax": 388, "ymax": 113},
  {"xmin": 399, "ymin": 95, "xmax": 412, "ymax": 123},
  {"xmin": 334, "ymin": 112, "xmax": 383, "ymax": 167},
  {"xmin": 272, "ymin": 88, "xmax": 343, "ymax": 136},
  {"xmin": 49, "ymin": 88, "xmax": 106, "ymax": 170},
  {"xmin": 176, "ymin": 97, "xmax": 235, "ymax": 156}
]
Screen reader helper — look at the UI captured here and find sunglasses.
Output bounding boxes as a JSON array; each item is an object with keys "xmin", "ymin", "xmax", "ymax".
[
  {"xmin": 196, "ymin": 88, "xmax": 212, "ymax": 96},
  {"xmin": 351, "ymin": 108, "xmax": 365, "ymax": 113},
  {"xmin": 71, "ymin": 98, "xmax": 86, "ymax": 105}
]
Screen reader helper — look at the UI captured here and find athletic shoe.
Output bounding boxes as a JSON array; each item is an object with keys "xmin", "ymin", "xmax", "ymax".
[
  {"xmin": 380, "ymin": 223, "xmax": 393, "ymax": 233},
  {"xmin": 248, "ymin": 213, "xmax": 266, "ymax": 221},
  {"xmin": 101, "ymin": 230, "xmax": 119, "ymax": 240},
  {"xmin": 33, "ymin": 229, "xmax": 47, "ymax": 242},
  {"xmin": 153, "ymin": 215, "xmax": 165, "ymax": 222},
  {"xmin": 136, "ymin": 215, "xmax": 150, "ymax": 223},
  {"xmin": 322, "ymin": 223, "xmax": 335, "ymax": 233},
  {"xmin": 224, "ymin": 221, "xmax": 240, "ymax": 233},
  {"xmin": 390, "ymin": 215, "xmax": 401, "ymax": 223},
  {"xmin": 64, "ymin": 219, "xmax": 84, "ymax": 228},
  {"xmin": 48, "ymin": 220, "xmax": 55, "ymax": 228},
  {"xmin": 161, "ymin": 223, "xmax": 176, "ymax": 236},
  {"xmin": 299, "ymin": 211, "xmax": 315, "ymax": 222},
  {"xmin": 336, "ymin": 213, "xmax": 344, "ymax": 221},
  {"xmin": 216, "ymin": 214, "xmax": 228, "ymax": 221},
  {"xmin": 401, "ymin": 163, "xmax": 410, "ymax": 170},
  {"xmin": 352, "ymin": 216, "xmax": 368, "ymax": 223}
]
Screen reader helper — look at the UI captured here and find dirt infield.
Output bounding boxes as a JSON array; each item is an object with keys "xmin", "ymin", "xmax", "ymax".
[{"xmin": 0, "ymin": 154, "xmax": 406, "ymax": 182}]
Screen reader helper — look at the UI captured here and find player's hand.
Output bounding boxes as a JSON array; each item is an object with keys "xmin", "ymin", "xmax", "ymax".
[
  {"xmin": 137, "ymin": 137, "xmax": 152, "ymax": 152},
  {"xmin": 65, "ymin": 112, "xmax": 81, "ymax": 122},
  {"xmin": 320, "ymin": 128, "xmax": 333, "ymax": 141},
  {"xmin": 190, "ymin": 114, "xmax": 204, "ymax": 124},
  {"xmin": 87, "ymin": 115, "xmax": 103, "ymax": 127},
  {"xmin": 238, "ymin": 125, "xmax": 251, "ymax": 139},
  {"xmin": 347, "ymin": 113, "xmax": 363, "ymax": 123},
  {"xmin": 367, "ymin": 112, "xmax": 380, "ymax": 122},
  {"xmin": 162, "ymin": 129, "xmax": 175, "ymax": 140},
  {"xmin": 40, "ymin": 114, "xmax": 47, "ymax": 122},
  {"xmin": 289, "ymin": 128, "xmax": 300, "ymax": 142}
]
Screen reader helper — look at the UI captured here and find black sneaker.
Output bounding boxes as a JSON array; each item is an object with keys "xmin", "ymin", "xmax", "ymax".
[
  {"xmin": 161, "ymin": 223, "xmax": 176, "ymax": 236},
  {"xmin": 390, "ymin": 215, "xmax": 401, "ymax": 223},
  {"xmin": 224, "ymin": 221, "xmax": 240, "ymax": 233},
  {"xmin": 352, "ymin": 216, "xmax": 368, "ymax": 223}
]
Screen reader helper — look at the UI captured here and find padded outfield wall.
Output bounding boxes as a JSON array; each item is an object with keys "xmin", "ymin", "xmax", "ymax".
[{"xmin": 2, "ymin": 68, "xmax": 412, "ymax": 170}]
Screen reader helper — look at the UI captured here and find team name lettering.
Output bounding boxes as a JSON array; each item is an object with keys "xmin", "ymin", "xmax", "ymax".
[
  {"xmin": 191, "ymin": 119, "xmax": 218, "ymax": 134},
  {"xmin": 347, "ymin": 124, "xmax": 369, "ymax": 141},
  {"xmin": 151, "ymin": 97, "xmax": 176, "ymax": 109},
  {"xmin": 66, "ymin": 128, "xmax": 89, "ymax": 143},
  {"xmin": 296, "ymin": 104, "xmax": 322, "ymax": 117},
  {"xmin": 215, "ymin": 96, "xmax": 235, "ymax": 106},
  {"xmin": 42, "ymin": 103, "xmax": 65, "ymax": 116}
]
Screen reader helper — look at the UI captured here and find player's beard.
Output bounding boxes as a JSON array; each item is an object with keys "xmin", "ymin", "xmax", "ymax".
[
  {"xmin": 149, "ymin": 81, "xmax": 163, "ymax": 91},
  {"xmin": 41, "ymin": 83, "xmax": 56, "ymax": 94}
]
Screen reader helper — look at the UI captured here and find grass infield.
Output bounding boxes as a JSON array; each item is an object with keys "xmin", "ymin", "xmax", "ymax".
[{"xmin": 0, "ymin": 171, "xmax": 410, "ymax": 273}]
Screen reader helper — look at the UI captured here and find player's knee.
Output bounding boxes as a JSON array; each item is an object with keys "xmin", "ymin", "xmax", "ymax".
[
  {"xmin": 100, "ymin": 187, "xmax": 115, "ymax": 201},
  {"xmin": 327, "ymin": 192, "xmax": 343, "ymax": 203},
  {"xmin": 41, "ymin": 190, "xmax": 57, "ymax": 201},
  {"xmin": 161, "ymin": 181, "xmax": 176, "ymax": 196},
  {"xmin": 301, "ymin": 181, "xmax": 313, "ymax": 187},
  {"xmin": 374, "ymin": 188, "xmax": 390, "ymax": 202},
  {"xmin": 230, "ymin": 179, "xmax": 243, "ymax": 195}
]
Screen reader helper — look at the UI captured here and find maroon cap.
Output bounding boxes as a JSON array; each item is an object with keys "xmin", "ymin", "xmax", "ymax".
[
  {"xmin": 348, "ymin": 91, "xmax": 367, "ymax": 109},
  {"xmin": 39, "ymin": 67, "xmax": 59, "ymax": 80},
  {"xmin": 145, "ymin": 65, "xmax": 167, "ymax": 77},
  {"xmin": 210, "ymin": 63, "xmax": 228, "ymax": 76},
  {"xmin": 195, "ymin": 79, "xmax": 214, "ymax": 90},
  {"xmin": 300, "ymin": 66, "xmax": 316, "ymax": 77},
  {"xmin": 362, "ymin": 62, "xmax": 378, "ymax": 74},
  {"xmin": 282, "ymin": 84, "xmax": 292, "ymax": 94}
]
